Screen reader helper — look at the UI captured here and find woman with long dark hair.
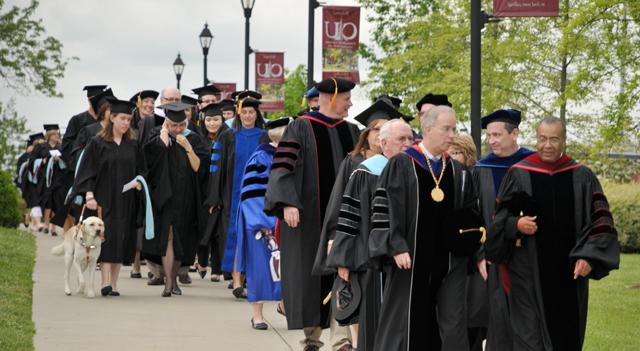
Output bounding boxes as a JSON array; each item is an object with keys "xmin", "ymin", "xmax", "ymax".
[
  {"xmin": 205, "ymin": 91, "xmax": 268, "ymax": 298},
  {"xmin": 196, "ymin": 103, "xmax": 229, "ymax": 282},
  {"xmin": 72, "ymin": 99, "xmax": 148, "ymax": 297}
]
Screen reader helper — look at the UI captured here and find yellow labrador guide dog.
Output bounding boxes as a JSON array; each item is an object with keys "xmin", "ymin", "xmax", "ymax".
[{"xmin": 51, "ymin": 207, "xmax": 105, "ymax": 298}]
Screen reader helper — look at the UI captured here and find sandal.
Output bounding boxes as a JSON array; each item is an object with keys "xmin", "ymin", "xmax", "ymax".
[
  {"xmin": 276, "ymin": 303, "xmax": 286, "ymax": 317},
  {"xmin": 232, "ymin": 287, "xmax": 247, "ymax": 299}
]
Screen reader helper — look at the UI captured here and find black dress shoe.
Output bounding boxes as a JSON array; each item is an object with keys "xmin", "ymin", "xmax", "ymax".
[
  {"xmin": 178, "ymin": 274, "xmax": 192, "ymax": 284},
  {"xmin": 227, "ymin": 282, "xmax": 233, "ymax": 289},
  {"xmin": 108, "ymin": 291, "xmax": 120, "ymax": 296},
  {"xmin": 172, "ymin": 286, "xmax": 182, "ymax": 295},
  {"xmin": 161, "ymin": 289, "xmax": 171, "ymax": 297},
  {"xmin": 147, "ymin": 277, "xmax": 164, "ymax": 286},
  {"xmin": 130, "ymin": 272, "xmax": 142, "ymax": 279},
  {"xmin": 232, "ymin": 287, "xmax": 247, "ymax": 299},
  {"xmin": 251, "ymin": 319, "xmax": 268, "ymax": 330},
  {"xmin": 101, "ymin": 285, "xmax": 112, "ymax": 297}
]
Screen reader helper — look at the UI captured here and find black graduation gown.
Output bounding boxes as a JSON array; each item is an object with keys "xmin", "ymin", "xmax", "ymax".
[
  {"xmin": 137, "ymin": 114, "xmax": 165, "ymax": 146},
  {"xmin": 142, "ymin": 128, "xmax": 208, "ymax": 265},
  {"xmin": 264, "ymin": 114, "xmax": 359, "ymax": 330},
  {"xmin": 197, "ymin": 125, "xmax": 229, "ymax": 273},
  {"xmin": 312, "ymin": 153, "xmax": 364, "ymax": 276},
  {"xmin": 39, "ymin": 143, "xmax": 67, "ymax": 212},
  {"xmin": 326, "ymin": 154, "xmax": 388, "ymax": 351},
  {"xmin": 22, "ymin": 148, "xmax": 43, "ymax": 208},
  {"xmin": 487, "ymin": 154, "xmax": 620, "ymax": 351},
  {"xmin": 369, "ymin": 148, "xmax": 475, "ymax": 351},
  {"xmin": 72, "ymin": 136, "xmax": 146, "ymax": 263},
  {"xmin": 15, "ymin": 152, "xmax": 29, "ymax": 186}
]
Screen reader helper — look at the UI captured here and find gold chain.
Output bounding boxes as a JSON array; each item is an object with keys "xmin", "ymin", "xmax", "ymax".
[{"xmin": 419, "ymin": 143, "xmax": 446, "ymax": 187}]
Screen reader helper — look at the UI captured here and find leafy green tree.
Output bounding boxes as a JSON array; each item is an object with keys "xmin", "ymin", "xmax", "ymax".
[
  {"xmin": 268, "ymin": 64, "xmax": 308, "ymax": 119},
  {"xmin": 360, "ymin": 0, "xmax": 640, "ymax": 153},
  {"xmin": 0, "ymin": 99, "xmax": 29, "ymax": 173},
  {"xmin": 0, "ymin": 0, "xmax": 72, "ymax": 97}
]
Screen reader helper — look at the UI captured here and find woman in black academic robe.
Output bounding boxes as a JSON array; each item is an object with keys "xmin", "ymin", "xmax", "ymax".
[
  {"xmin": 143, "ymin": 103, "xmax": 209, "ymax": 297},
  {"xmin": 73, "ymin": 99, "xmax": 146, "ymax": 296},
  {"xmin": 196, "ymin": 104, "xmax": 229, "ymax": 282},
  {"xmin": 38, "ymin": 126, "xmax": 65, "ymax": 235}
]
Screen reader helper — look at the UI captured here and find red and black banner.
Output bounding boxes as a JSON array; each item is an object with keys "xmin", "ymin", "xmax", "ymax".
[
  {"xmin": 493, "ymin": 0, "xmax": 559, "ymax": 17},
  {"xmin": 212, "ymin": 83, "xmax": 237, "ymax": 100},
  {"xmin": 255, "ymin": 52, "xmax": 285, "ymax": 112},
  {"xmin": 322, "ymin": 6, "xmax": 360, "ymax": 83}
]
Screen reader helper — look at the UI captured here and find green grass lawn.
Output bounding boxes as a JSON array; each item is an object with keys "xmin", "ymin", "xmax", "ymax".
[
  {"xmin": 585, "ymin": 254, "xmax": 640, "ymax": 350},
  {"xmin": 0, "ymin": 227, "xmax": 35, "ymax": 351}
]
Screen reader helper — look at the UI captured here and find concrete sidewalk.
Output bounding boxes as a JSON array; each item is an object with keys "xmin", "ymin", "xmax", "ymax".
[{"xmin": 32, "ymin": 231, "xmax": 330, "ymax": 351}]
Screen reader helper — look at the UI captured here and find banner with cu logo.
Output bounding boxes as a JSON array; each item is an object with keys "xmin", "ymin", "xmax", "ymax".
[
  {"xmin": 322, "ymin": 6, "xmax": 360, "ymax": 83},
  {"xmin": 255, "ymin": 52, "xmax": 285, "ymax": 112}
]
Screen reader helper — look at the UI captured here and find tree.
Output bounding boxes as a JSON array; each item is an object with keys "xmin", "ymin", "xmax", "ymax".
[
  {"xmin": 0, "ymin": 99, "xmax": 28, "ymax": 173},
  {"xmin": 268, "ymin": 64, "xmax": 308, "ymax": 119},
  {"xmin": 0, "ymin": 0, "xmax": 72, "ymax": 97},
  {"xmin": 360, "ymin": 0, "xmax": 640, "ymax": 153}
]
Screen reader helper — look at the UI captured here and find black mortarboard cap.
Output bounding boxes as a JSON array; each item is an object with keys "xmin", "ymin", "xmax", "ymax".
[
  {"xmin": 415, "ymin": 93, "xmax": 452, "ymax": 111},
  {"xmin": 83, "ymin": 85, "xmax": 107, "ymax": 98},
  {"xmin": 305, "ymin": 87, "xmax": 320, "ymax": 99},
  {"xmin": 265, "ymin": 117, "xmax": 292, "ymax": 130},
  {"xmin": 129, "ymin": 90, "xmax": 159, "ymax": 104},
  {"xmin": 90, "ymin": 88, "xmax": 115, "ymax": 113},
  {"xmin": 375, "ymin": 94, "xmax": 402, "ymax": 109},
  {"xmin": 442, "ymin": 208, "xmax": 486, "ymax": 256},
  {"xmin": 43, "ymin": 124, "xmax": 60, "ymax": 131},
  {"xmin": 331, "ymin": 275, "xmax": 362, "ymax": 325},
  {"xmin": 235, "ymin": 90, "xmax": 262, "ymax": 101},
  {"xmin": 201, "ymin": 103, "xmax": 223, "ymax": 117},
  {"xmin": 181, "ymin": 95, "xmax": 198, "ymax": 106},
  {"xmin": 109, "ymin": 99, "xmax": 136, "ymax": 115},
  {"xmin": 315, "ymin": 78, "xmax": 356, "ymax": 94},
  {"xmin": 29, "ymin": 132, "xmax": 45, "ymax": 143},
  {"xmin": 191, "ymin": 85, "xmax": 221, "ymax": 98},
  {"xmin": 159, "ymin": 102, "xmax": 191, "ymax": 122},
  {"xmin": 481, "ymin": 109, "xmax": 522, "ymax": 129},
  {"xmin": 220, "ymin": 99, "xmax": 235, "ymax": 112},
  {"xmin": 354, "ymin": 99, "xmax": 404, "ymax": 127}
]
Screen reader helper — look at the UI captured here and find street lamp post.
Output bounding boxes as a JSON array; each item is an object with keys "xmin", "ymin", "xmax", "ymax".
[
  {"xmin": 241, "ymin": 0, "xmax": 256, "ymax": 90},
  {"xmin": 199, "ymin": 23, "xmax": 213, "ymax": 86},
  {"xmin": 307, "ymin": 0, "xmax": 320, "ymax": 89},
  {"xmin": 173, "ymin": 53, "xmax": 185, "ymax": 89}
]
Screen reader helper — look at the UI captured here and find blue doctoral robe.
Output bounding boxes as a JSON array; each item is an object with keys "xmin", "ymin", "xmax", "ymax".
[{"xmin": 236, "ymin": 143, "xmax": 282, "ymax": 302}]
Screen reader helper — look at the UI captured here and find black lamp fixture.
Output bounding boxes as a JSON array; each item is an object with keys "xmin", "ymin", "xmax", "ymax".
[
  {"xmin": 241, "ymin": 0, "xmax": 256, "ymax": 90},
  {"xmin": 199, "ymin": 22, "xmax": 214, "ymax": 86},
  {"xmin": 173, "ymin": 53, "xmax": 185, "ymax": 89}
]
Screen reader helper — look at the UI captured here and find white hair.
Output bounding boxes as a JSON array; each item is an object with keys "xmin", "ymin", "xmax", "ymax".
[
  {"xmin": 379, "ymin": 118, "xmax": 409, "ymax": 141},
  {"xmin": 421, "ymin": 105, "xmax": 456, "ymax": 132},
  {"xmin": 161, "ymin": 86, "xmax": 180, "ymax": 99}
]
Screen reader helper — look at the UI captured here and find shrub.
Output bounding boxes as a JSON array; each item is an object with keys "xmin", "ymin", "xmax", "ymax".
[
  {"xmin": 603, "ymin": 182, "xmax": 640, "ymax": 253},
  {"xmin": 0, "ymin": 170, "xmax": 21, "ymax": 228}
]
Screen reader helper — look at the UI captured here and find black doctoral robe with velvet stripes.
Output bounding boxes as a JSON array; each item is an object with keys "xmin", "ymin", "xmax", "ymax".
[
  {"xmin": 369, "ymin": 148, "xmax": 475, "ymax": 351},
  {"xmin": 264, "ymin": 112, "xmax": 360, "ymax": 330},
  {"xmin": 487, "ymin": 154, "xmax": 620, "ymax": 351}
]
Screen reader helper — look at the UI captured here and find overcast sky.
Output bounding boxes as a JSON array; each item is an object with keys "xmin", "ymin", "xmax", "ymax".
[{"xmin": 2, "ymin": 0, "xmax": 374, "ymax": 134}]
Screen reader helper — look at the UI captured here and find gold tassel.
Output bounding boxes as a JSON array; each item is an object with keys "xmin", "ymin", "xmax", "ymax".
[
  {"xmin": 136, "ymin": 94, "xmax": 142, "ymax": 107},
  {"xmin": 459, "ymin": 226, "xmax": 487, "ymax": 244},
  {"xmin": 301, "ymin": 96, "xmax": 307, "ymax": 108},
  {"xmin": 322, "ymin": 291, "xmax": 332, "ymax": 305},
  {"xmin": 237, "ymin": 98, "xmax": 245, "ymax": 115},
  {"xmin": 330, "ymin": 78, "xmax": 338, "ymax": 108}
]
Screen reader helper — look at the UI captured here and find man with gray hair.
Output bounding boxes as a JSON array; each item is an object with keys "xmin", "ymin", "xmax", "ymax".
[
  {"xmin": 487, "ymin": 117, "xmax": 620, "ymax": 350},
  {"xmin": 370, "ymin": 106, "xmax": 478, "ymax": 350},
  {"xmin": 326, "ymin": 118, "xmax": 414, "ymax": 351}
]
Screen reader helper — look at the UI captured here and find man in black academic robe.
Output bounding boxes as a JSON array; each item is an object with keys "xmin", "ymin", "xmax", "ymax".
[
  {"xmin": 369, "ymin": 106, "xmax": 476, "ymax": 351},
  {"xmin": 264, "ymin": 78, "xmax": 360, "ymax": 351},
  {"xmin": 326, "ymin": 119, "xmax": 415, "ymax": 351},
  {"xmin": 472, "ymin": 109, "xmax": 534, "ymax": 350},
  {"xmin": 143, "ymin": 102, "xmax": 209, "ymax": 296},
  {"xmin": 487, "ymin": 117, "xmax": 620, "ymax": 350}
]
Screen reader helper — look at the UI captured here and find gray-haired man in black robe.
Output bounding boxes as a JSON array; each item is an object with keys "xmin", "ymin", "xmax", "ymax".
[
  {"xmin": 369, "ymin": 106, "xmax": 477, "ymax": 351},
  {"xmin": 487, "ymin": 117, "xmax": 620, "ymax": 350}
]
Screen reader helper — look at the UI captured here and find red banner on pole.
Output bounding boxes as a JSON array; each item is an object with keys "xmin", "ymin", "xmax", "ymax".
[
  {"xmin": 322, "ymin": 6, "xmax": 360, "ymax": 83},
  {"xmin": 493, "ymin": 0, "xmax": 559, "ymax": 17},
  {"xmin": 255, "ymin": 52, "xmax": 285, "ymax": 112},
  {"xmin": 212, "ymin": 83, "xmax": 237, "ymax": 100}
]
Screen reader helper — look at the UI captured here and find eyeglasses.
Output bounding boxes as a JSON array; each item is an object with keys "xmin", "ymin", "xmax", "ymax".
[{"xmin": 536, "ymin": 136, "xmax": 562, "ymax": 146}]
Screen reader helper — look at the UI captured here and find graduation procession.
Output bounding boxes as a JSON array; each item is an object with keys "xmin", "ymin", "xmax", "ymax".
[{"xmin": 2, "ymin": 1, "xmax": 638, "ymax": 351}]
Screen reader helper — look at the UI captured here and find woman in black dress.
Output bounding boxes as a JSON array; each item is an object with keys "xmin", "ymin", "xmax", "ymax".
[{"xmin": 73, "ymin": 99, "xmax": 147, "ymax": 296}]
